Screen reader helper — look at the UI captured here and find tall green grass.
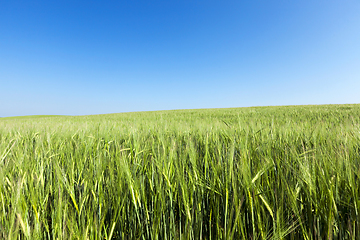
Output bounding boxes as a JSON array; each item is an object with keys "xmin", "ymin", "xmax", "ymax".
[{"xmin": 0, "ymin": 104, "xmax": 359, "ymax": 239}]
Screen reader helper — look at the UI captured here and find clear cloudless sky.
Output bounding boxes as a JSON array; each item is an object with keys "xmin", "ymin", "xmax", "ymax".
[{"xmin": 1, "ymin": 0, "xmax": 360, "ymax": 117}]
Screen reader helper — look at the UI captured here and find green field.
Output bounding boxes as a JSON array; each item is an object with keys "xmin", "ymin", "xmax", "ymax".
[{"xmin": 1, "ymin": 104, "xmax": 360, "ymax": 239}]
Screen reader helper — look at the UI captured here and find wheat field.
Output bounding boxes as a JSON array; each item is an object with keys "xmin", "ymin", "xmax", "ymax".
[{"xmin": 0, "ymin": 104, "xmax": 359, "ymax": 239}]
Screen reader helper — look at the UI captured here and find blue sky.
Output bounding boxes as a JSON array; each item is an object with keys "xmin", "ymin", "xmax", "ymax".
[{"xmin": 1, "ymin": 0, "xmax": 359, "ymax": 117}]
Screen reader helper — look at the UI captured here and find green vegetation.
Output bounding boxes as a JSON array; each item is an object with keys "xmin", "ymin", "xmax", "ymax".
[
  {"xmin": 1, "ymin": 104, "xmax": 360, "ymax": 239},
  {"xmin": 0, "ymin": 115, "xmax": 66, "ymax": 120}
]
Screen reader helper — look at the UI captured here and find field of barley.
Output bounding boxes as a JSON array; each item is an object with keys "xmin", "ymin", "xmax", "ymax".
[{"xmin": 0, "ymin": 104, "xmax": 360, "ymax": 239}]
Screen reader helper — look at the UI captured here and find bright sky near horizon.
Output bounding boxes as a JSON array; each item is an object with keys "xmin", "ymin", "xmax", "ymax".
[{"xmin": 1, "ymin": 1, "xmax": 359, "ymax": 117}]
